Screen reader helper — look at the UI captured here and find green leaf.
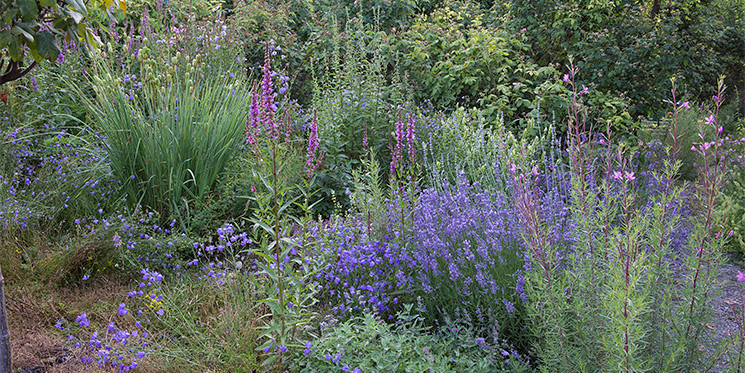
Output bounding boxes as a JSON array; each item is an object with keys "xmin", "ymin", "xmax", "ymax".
[
  {"xmin": 0, "ymin": 30, "xmax": 11, "ymax": 49},
  {"xmin": 27, "ymin": 39, "xmax": 43, "ymax": 61},
  {"xmin": 8, "ymin": 37, "xmax": 23, "ymax": 61},
  {"xmin": 11, "ymin": 26, "xmax": 34, "ymax": 42},
  {"xmin": 35, "ymin": 31, "xmax": 59, "ymax": 60},
  {"xmin": 18, "ymin": 0, "xmax": 39, "ymax": 22},
  {"xmin": 67, "ymin": 10, "xmax": 85, "ymax": 24},
  {"xmin": 65, "ymin": 0, "xmax": 88, "ymax": 14},
  {"xmin": 39, "ymin": 0, "xmax": 56, "ymax": 6}
]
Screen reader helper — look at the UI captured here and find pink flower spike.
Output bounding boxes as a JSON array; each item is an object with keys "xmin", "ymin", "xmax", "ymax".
[
  {"xmin": 681, "ymin": 101, "xmax": 690, "ymax": 110},
  {"xmin": 612, "ymin": 171, "xmax": 623, "ymax": 180},
  {"xmin": 625, "ymin": 171, "xmax": 636, "ymax": 181},
  {"xmin": 705, "ymin": 115, "xmax": 715, "ymax": 126},
  {"xmin": 532, "ymin": 166, "xmax": 539, "ymax": 175},
  {"xmin": 691, "ymin": 145, "xmax": 697, "ymax": 152},
  {"xmin": 737, "ymin": 271, "xmax": 745, "ymax": 282},
  {"xmin": 562, "ymin": 74, "xmax": 570, "ymax": 82}
]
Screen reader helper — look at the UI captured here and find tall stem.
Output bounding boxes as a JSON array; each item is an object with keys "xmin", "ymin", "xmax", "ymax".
[
  {"xmin": 0, "ymin": 265, "xmax": 11, "ymax": 373},
  {"xmin": 272, "ymin": 139, "xmax": 285, "ymax": 339}
]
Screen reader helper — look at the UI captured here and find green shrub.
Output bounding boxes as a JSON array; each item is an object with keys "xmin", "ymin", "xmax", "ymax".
[
  {"xmin": 394, "ymin": 4, "xmax": 562, "ymax": 129},
  {"xmin": 291, "ymin": 305, "xmax": 530, "ymax": 372}
]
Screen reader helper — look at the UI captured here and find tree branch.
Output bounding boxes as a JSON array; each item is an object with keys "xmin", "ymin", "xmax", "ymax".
[{"xmin": 0, "ymin": 60, "xmax": 38, "ymax": 86}]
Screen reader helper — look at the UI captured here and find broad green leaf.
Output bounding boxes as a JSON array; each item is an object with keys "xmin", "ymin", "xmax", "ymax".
[
  {"xmin": 39, "ymin": 0, "xmax": 56, "ymax": 6},
  {"xmin": 0, "ymin": 30, "xmax": 11, "ymax": 49},
  {"xmin": 52, "ymin": 18, "xmax": 69, "ymax": 31},
  {"xmin": 18, "ymin": 0, "xmax": 39, "ymax": 22},
  {"xmin": 11, "ymin": 25, "xmax": 34, "ymax": 41},
  {"xmin": 67, "ymin": 10, "xmax": 84, "ymax": 24},
  {"xmin": 35, "ymin": 31, "xmax": 59, "ymax": 60},
  {"xmin": 8, "ymin": 37, "xmax": 23, "ymax": 61},
  {"xmin": 65, "ymin": 0, "xmax": 87, "ymax": 14},
  {"xmin": 27, "ymin": 39, "xmax": 43, "ymax": 61}
]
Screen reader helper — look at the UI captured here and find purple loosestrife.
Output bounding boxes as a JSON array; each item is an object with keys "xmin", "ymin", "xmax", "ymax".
[
  {"xmin": 390, "ymin": 118, "xmax": 405, "ymax": 176},
  {"xmin": 261, "ymin": 44, "xmax": 278, "ymax": 140},
  {"xmin": 407, "ymin": 114, "xmax": 416, "ymax": 165},
  {"xmin": 245, "ymin": 91, "xmax": 261, "ymax": 148},
  {"xmin": 306, "ymin": 108, "xmax": 321, "ymax": 176}
]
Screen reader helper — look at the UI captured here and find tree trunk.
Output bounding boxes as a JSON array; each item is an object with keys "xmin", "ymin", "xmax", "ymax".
[
  {"xmin": 0, "ymin": 265, "xmax": 11, "ymax": 372},
  {"xmin": 650, "ymin": 0, "xmax": 660, "ymax": 19}
]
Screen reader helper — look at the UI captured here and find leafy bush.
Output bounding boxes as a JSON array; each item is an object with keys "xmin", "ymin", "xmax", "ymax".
[
  {"xmin": 394, "ymin": 5, "xmax": 562, "ymax": 128},
  {"xmin": 292, "ymin": 305, "xmax": 529, "ymax": 372}
]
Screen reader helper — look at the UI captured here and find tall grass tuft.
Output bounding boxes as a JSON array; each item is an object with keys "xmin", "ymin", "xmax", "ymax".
[{"xmin": 80, "ymin": 53, "xmax": 250, "ymax": 226}]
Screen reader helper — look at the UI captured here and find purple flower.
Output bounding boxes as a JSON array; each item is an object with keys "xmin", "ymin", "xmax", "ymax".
[
  {"xmin": 306, "ymin": 108, "xmax": 321, "ymax": 176},
  {"xmin": 118, "ymin": 303, "xmax": 128, "ymax": 316},
  {"xmin": 76, "ymin": 313, "xmax": 90, "ymax": 327}
]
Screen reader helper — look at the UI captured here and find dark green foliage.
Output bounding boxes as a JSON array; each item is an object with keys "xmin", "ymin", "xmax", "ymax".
[
  {"xmin": 393, "ymin": 4, "xmax": 563, "ymax": 129},
  {"xmin": 513, "ymin": 0, "xmax": 745, "ymax": 122}
]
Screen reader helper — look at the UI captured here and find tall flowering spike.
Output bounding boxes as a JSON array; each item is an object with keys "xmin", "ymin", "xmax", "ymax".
[
  {"xmin": 406, "ymin": 114, "xmax": 416, "ymax": 165},
  {"xmin": 261, "ymin": 44, "xmax": 277, "ymax": 140},
  {"xmin": 363, "ymin": 122, "xmax": 369, "ymax": 150},
  {"xmin": 246, "ymin": 91, "xmax": 261, "ymax": 146},
  {"xmin": 390, "ymin": 117, "xmax": 405, "ymax": 175},
  {"xmin": 306, "ymin": 108, "xmax": 320, "ymax": 177}
]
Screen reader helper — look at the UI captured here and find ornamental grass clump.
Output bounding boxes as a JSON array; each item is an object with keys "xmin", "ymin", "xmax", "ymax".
[{"xmin": 80, "ymin": 51, "xmax": 250, "ymax": 227}]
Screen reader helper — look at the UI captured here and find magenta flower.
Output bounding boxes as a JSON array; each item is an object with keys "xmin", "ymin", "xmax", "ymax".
[
  {"xmin": 261, "ymin": 46, "xmax": 277, "ymax": 140},
  {"xmin": 738, "ymin": 271, "xmax": 745, "ymax": 282},
  {"xmin": 406, "ymin": 114, "xmax": 416, "ymax": 164},
  {"xmin": 246, "ymin": 91, "xmax": 261, "ymax": 146},
  {"xmin": 306, "ymin": 108, "xmax": 321, "ymax": 176},
  {"xmin": 390, "ymin": 118, "xmax": 405, "ymax": 175}
]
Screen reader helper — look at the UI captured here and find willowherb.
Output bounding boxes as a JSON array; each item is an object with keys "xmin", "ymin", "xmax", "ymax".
[{"xmin": 515, "ymin": 65, "xmax": 730, "ymax": 371}]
